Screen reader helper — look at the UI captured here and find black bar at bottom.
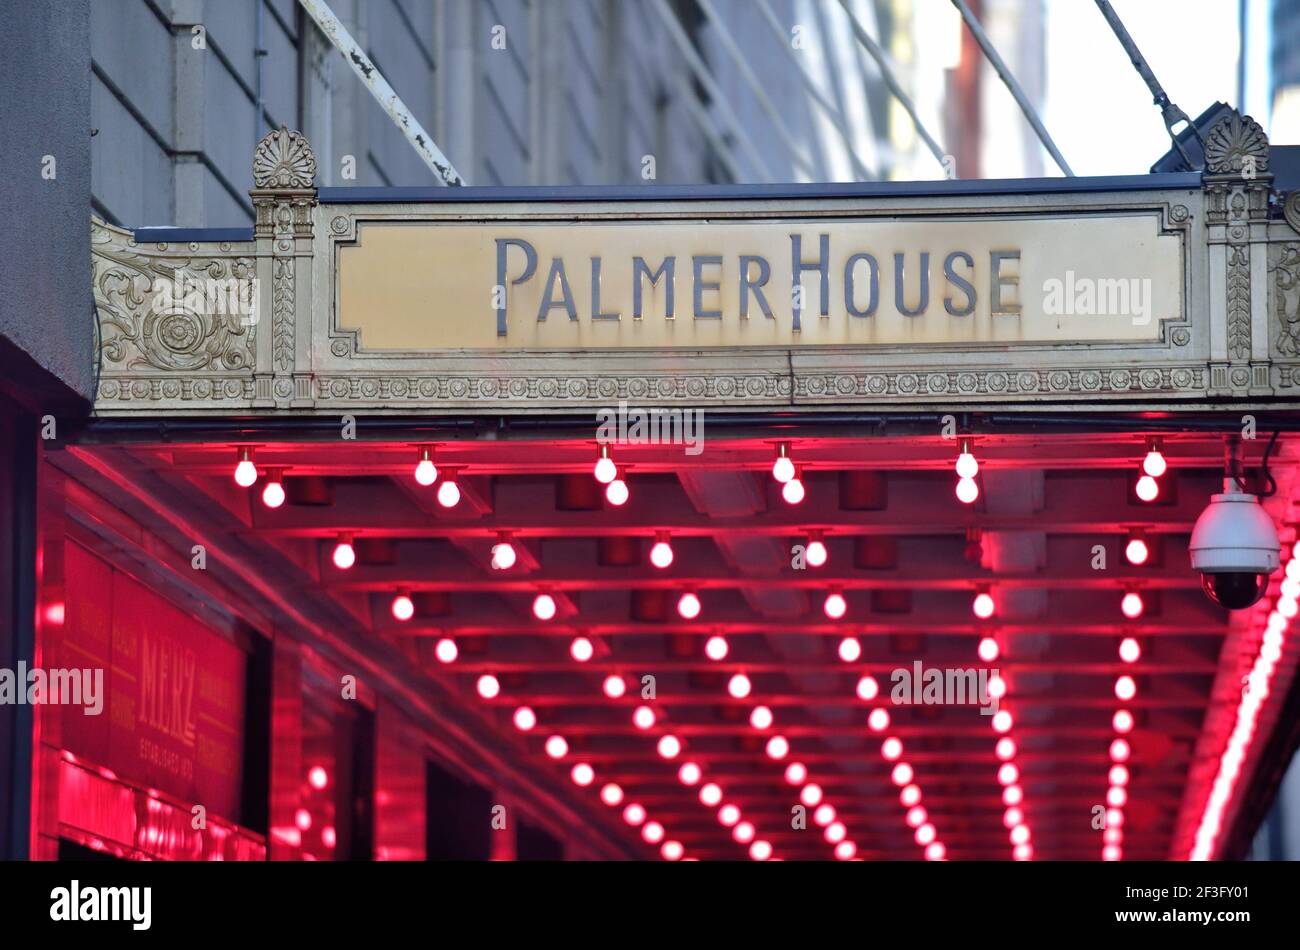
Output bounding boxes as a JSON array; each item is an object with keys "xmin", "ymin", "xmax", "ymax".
[{"xmin": 0, "ymin": 859, "xmax": 1283, "ymax": 938}]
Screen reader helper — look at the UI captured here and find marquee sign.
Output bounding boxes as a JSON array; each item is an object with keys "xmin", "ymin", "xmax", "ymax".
[
  {"xmin": 59, "ymin": 542, "xmax": 249, "ymax": 821},
  {"xmin": 89, "ymin": 111, "xmax": 1300, "ymax": 415},
  {"xmin": 336, "ymin": 214, "xmax": 1180, "ymax": 350}
]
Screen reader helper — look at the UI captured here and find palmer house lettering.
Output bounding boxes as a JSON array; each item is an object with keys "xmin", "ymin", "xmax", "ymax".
[
  {"xmin": 333, "ymin": 214, "xmax": 1176, "ymax": 349},
  {"xmin": 493, "ymin": 234, "xmax": 1022, "ymax": 335}
]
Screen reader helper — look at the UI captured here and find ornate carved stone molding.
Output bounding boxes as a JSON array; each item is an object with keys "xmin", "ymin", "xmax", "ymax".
[
  {"xmin": 250, "ymin": 127, "xmax": 317, "ymax": 241},
  {"xmin": 1204, "ymin": 112, "xmax": 1269, "ymax": 177},
  {"xmin": 1202, "ymin": 108, "xmax": 1274, "ymax": 396},
  {"xmin": 1284, "ymin": 191, "xmax": 1300, "ymax": 237},
  {"xmin": 302, "ymin": 364, "xmax": 1210, "ymax": 408},
  {"xmin": 249, "ymin": 127, "xmax": 318, "ymax": 410},
  {"xmin": 92, "ymin": 220, "xmax": 258, "ymax": 385},
  {"xmin": 252, "ymin": 126, "xmax": 317, "ymax": 190},
  {"xmin": 86, "ymin": 120, "xmax": 1300, "ymax": 415},
  {"xmin": 1274, "ymin": 244, "xmax": 1300, "ymax": 358}
]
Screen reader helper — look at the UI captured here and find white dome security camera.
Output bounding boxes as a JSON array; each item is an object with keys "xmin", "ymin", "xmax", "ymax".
[{"xmin": 1189, "ymin": 480, "xmax": 1280, "ymax": 610}]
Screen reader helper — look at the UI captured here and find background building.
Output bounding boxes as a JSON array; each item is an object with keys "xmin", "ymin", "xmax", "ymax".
[
  {"xmin": 1270, "ymin": 0, "xmax": 1300, "ymax": 142},
  {"xmin": 87, "ymin": 0, "xmax": 1063, "ymax": 229}
]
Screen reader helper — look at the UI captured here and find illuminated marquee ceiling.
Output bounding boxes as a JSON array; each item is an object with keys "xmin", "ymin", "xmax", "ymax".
[{"xmin": 55, "ymin": 425, "xmax": 1300, "ymax": 861}]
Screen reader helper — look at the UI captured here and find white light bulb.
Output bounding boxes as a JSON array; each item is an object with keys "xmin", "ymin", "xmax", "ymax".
[
  {"xmin": 805, "ymin": 539, "xmax": 828, "ymax": 567},
  {"xmin": 677, "ymin": 592, "xmax": 701, "ymax": 620},
  {"xmin": 414, "ymin": 456, "xmax": 438, "ymax": 486},
  {"xmin": 261, "ymin": 480, "xmax": 285, "ymax": 509},
  {"xmin": 332, "ymin": 540, "xmax": 356, "ymax": 570},
  {"xmin": 772, "ymin": 455, "xmax": 796, "ymax": 483},
  {"xmin": 491, "ymin": 541, "xmax": 517, "ymax": 570},
  {"xmin": 605, "ymin": 478, "xmax": 629, "ymax": 506},
  {"xmin": 594, "ymin": 454, "xmax": 617, "ymax": 484},
  {"xmin": 649, "ymin": 540, "xmax": 674, "ymax": 569},
  {"xmin": 533, "ymin": 593, "xmax": 557, "ymax": 621},
  {"xmin": 437, "ymin": 480, "xmax": 461, "ymax": 508},
  {"xmin": 234, "ymin": 457, "xmax": 258, "ymax": 488}
]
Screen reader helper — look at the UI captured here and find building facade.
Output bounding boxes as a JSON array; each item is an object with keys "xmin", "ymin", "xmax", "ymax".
[{"xmin": 6, "ymin": 0, "xmax": 1300, "ymax": 868}]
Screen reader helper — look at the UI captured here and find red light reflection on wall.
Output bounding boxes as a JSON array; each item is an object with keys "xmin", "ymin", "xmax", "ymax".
[{"xmin": 58, "ymin": 758, "xmax": 266, "ymax": 860}]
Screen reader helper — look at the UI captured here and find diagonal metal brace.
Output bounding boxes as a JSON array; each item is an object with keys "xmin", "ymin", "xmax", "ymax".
[{"xmin": 298, "ymin": 0, "xmax": 466, "ymax": 185}]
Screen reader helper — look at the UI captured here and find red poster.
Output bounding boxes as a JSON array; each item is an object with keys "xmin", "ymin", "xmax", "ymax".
[{"xmin": 61, "ymin": 542, "xmax": 249, "ymax": 821}]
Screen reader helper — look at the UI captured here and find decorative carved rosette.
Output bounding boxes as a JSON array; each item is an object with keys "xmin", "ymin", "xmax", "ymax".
[{"xmin": 92, "ymin": 220, "xmax": 258, "ymax": 381}]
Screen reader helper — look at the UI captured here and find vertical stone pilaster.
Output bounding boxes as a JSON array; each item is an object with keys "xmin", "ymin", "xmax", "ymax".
[
  {"xmin": 249, "ymin": 127, "xmax": 318, "ymax": 409},
  {"xmin": 170, "ymin": 0, "xmax": 206, "ymax": 227},
  {"xmin": 1202, "ymin": 110, "xmax": 1273, "ymax": 398}
]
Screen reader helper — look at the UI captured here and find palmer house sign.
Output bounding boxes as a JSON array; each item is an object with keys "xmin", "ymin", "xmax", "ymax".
[
  {"xmin": 338, "ymin": 214, "xmax": 1177, "ymax": 349},
  {"xmin": 90, "ymin": 110, "xmax": 1300, "ymax": 415}
]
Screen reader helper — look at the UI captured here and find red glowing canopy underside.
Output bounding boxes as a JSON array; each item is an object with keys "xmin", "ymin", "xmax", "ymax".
[{"xmin": 50, "ymin": 428, "xmax": 1300, "ymax": 861}]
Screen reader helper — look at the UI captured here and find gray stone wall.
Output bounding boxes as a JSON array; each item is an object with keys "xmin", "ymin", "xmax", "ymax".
[
  {"xmin": 0, "ymin": 0, "xmax": 93, "ymax": 403},
  {"xmin": 90, "ymin": 0, "xmax": 829, "ymax": 228}
]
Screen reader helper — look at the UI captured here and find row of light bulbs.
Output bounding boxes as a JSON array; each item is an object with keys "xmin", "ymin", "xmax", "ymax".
[
  {"xmin": 976, "ymin": 635, "xmax": 1033, "ymax": 860},
  {"xmin": 234, "ymin": 437, "xmax": 1174, "ymax": 860},
  {"xmin": 976, "ymin": 586, "xmax": 1151, "ymax": 622},
  {"xmin": 1101, "ymin": 637, "xmax": 1142, "ymax": 861},
  {"xmin": 235, "ymin": 447, "xmax": 465, "ymax": 509},
  {"xmin": 484, "ymin": 673, "xmax": 693, "ymax": 860},
  {"xmin": 233, "ymin": 437, "xmax": 1170, "ymax": 511},
  {"xmin": 1190, "ymin": 540, "xmax": 1298, "ymax": 859},
  {"xmin": 463, "ymin": 608, "xmax": 788, "ymax": 859},
  {"xmin": 385, "ymin": 581, "xmax": 1157, "ymax": 625},
  {"xmin": 238, "ymin": 438, "xmax": 1168, "ymax": 621},
  {"xmin": 855, "ymin": 674, "xmax": 948, "ymax": 860},
  {"xmin": 617, "ymin": 630, "xmax": 947, "ymax": 859},
  {"xmin": 698, "ymin": 636, "xmax": 856, "ymax": 859},
  {"xmin": 606, "ymin": 639, "xmax": 778, "ymax": 860},
  {"xmin": 480, "ymin": 630, "xmax": 959, "ymax": 860},
  {"xmin": 447, "ymin": 633, "xmax": 1095, "ymax": 859}
]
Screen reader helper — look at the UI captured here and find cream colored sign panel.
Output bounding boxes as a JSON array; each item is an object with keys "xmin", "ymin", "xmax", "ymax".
[{"xmin": 336, "ymin": 215, "xmax": 1181, "ymax": 350}]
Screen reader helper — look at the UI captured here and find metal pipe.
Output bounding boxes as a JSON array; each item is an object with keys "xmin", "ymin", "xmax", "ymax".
[
  {"xmin": 753, "ymin": 0, "xmax": 876, "ymax": 181},
  {"xmin": 297, "ymin": 0, "xmax": 466, "ymax": 185},
  {"xmin": 1093, "ymin": 0, "xmax": 1205, "ymax": 170},
  {"xmin": 647, "ymin": 0, "xmax": 776, "ymax": 183},
  {"xmin": 694, "ymin": 0, "xmax": 819, "ymax": 181},
  {"xmin": 833, "ymin": 0, "xmax": 948, "ymax": 170},
  {"xmin": 949, "ymin": 0, "xmax": 1074, "ymax": 177},
  {"xmin": 61, "ymin": 412, "xmax": 1300, "ymax": 446}
]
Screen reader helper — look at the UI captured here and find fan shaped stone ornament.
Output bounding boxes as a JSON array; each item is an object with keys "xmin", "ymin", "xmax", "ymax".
[
  {"xmin": 252, "ymin": 126, "xmax": 317, "ymax": 190},
  {"xmin": 1203, "ymin": 111, "xmax": 1269, "ymax": 176}
]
